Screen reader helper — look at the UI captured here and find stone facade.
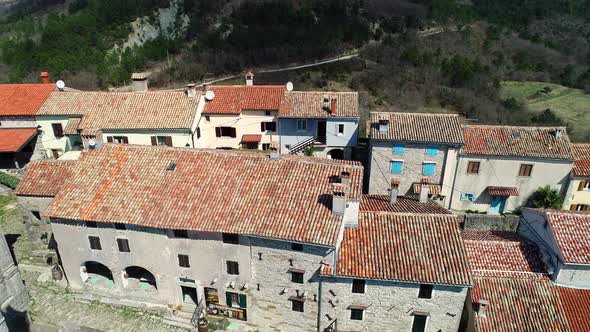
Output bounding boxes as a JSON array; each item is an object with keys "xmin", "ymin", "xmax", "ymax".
[
  {"xmin": 0, "ymin": 233, "xmax": 29, "ymax": 330},
  {"xmin": 318, "ymin": 277, "xmax": 467, "ymax": 332},
  {"xmin": 0, "ymin": 116, "xmax": 36, "ymax": 128},
  {"xmin": 16, "ymin": 196, "xmax": 53, "ymax": 249},
  {"xmin": 368, "ymin": 141, "xmax": 459, "ymax": 202}
]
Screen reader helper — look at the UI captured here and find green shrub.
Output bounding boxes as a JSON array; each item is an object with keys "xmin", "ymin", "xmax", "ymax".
[{"xmin": 0, "ymin": 172, "xmax": 19, "ymax": 189}]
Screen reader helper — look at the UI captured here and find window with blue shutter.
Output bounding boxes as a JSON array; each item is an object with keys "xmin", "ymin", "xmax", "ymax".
[
  {"xmin": 391, "ymin": 161, "xmax": 403, "ymax": 174},
  {"xmin": 460, "ymin": 193, "xmax": 475, "ymax": 202},
  {"xmin": 422, "ymin": 163, "xmax": 436, "ymax": 176},
  {"xmin": 393, "ymin": 144, "xmax": 405, "ymax": 155},
  {"xmin": 426, "ymin": 146, "xmax": 438, "ymax": 156}
]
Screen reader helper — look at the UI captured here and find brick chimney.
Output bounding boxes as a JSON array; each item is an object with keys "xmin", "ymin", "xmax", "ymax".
[
  {"xmin": 390, "ymin": 178, "xmax": 400, "ymax": 205},
  {"xmin": 332, "ymin": 183, "xmax": 347, "ymax": 216},
  {"xmin": 245, "ymin": 70, "xmax": 254, "ymax": 86},
  {"xmin": 476, "ymin": 300, "xmax": 489, "ymax": 317},
  {"xmin": 341, "ymin": 171, "xmax": 350, "ymax": 188},
  {"xmin": 40, "ymin": 72, "xmax": 51, "ymax": 84},
  {"xmin": 419, "ymin": 178, "xmax": 430, "ymax": 203},
  {"xmin": 330, "ymin": 99, "xmax": 337, "ymax": 116}
]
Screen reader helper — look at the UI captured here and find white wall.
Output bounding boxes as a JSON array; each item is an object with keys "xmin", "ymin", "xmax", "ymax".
[
  {"xmin": 103, "ymin": 130, "xmax": 194, "ymax": 148},
  {"xmin": 37, "ymin": 115, "xmax": 73, "ymax": 158},
  {"xmin": 0, "ymin": 116, "xmax": 36, "ymax": 128}
]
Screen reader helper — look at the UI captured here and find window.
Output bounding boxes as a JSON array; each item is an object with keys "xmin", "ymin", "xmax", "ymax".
[
  {"xmin": 215, "ymin": 127, "xmax": 237, "ymax": 138},
  {"xmin": 87, "ymin": 221, "xmax": 97, "ymax": 228},
  {"xmin": 265, "ymin": 111, "xmax": 271, "ymax": 116},
  {"xmin": 196, "ymin": 127, "xmax": 201, "ymax": 139},
  {"xmin": 261, "ymin": 122, "xmax": 277, "ymax": 132},
  {"xmin": 151, "ymin": 136, "xmax": 172, "ymax": 146},
  {"xmin": 51, "ymin": 123, "xmax": 64, "ymax": 138},
  {"xmin": 390, "ymin": 161, "xmax": 403, "ymax": 175},
  {"xmin": 107, "ymin": 136, "xmax": 128, "ymax": 144},
  {"xmin": 226, "ymin": 292, "xmax": 246, "ymax": 308},
  {"xmin": 352, "ymin": 279, "xmax": 366, "ymax": 294},
  {"xmin": 460, "ymin": 193, "xmax": 475, "ymax": 202},
  {"xmin": 426, "ymin": 146, "xmax": 438, "ymax": 156},
  {"xmin": 337, "ymin": 124, "xmax": 345, "ymax": 135},
  {"xmin": 573, "ymin": 204, "xmax": 589, "ymax": 211},
  {"xmin": 114, "ymin": 223, "xmax": 126, "ymax": 230},
  {"xmin": 178, "ymin": 254, "xmax": 190, "ymax": 268},
  {"xmin": 222, "ymin": 233, "xmax": 239, "ymax": 244},
  {"xmin": 205, "ymin": 116, "xmax": 210, "ymax": 121},
  {"xmin": 467, "ymin": 161, "xmax": 480, "ymax": 174},
  {"xmin": 350, "ymin": 309, "xmax": 364, "ymax": 321},
  {"xmin": 518, "ymin": 164, "xmax": 533, "ymax": 177},
  {"xmin": 412, "ymin": 314, "xmax": 428, "ymax": 332},
  {"xmin": 227, "ymin": 261, "xmax": 239, "ymax": 275},
  {"xmin": 117, "ymin": 238, "xmax": 130, "ymax": 252},
  {"xmin": 393, "ymin": 144, "xmax": 405, "ymax": 155},
  {"xmin": 291, "ymin": 243, "xmax": 303, "ymax": 251},
  {"xmin": 291, "ymin": 300, "xmax": 304, "ymax": 312},
  {"xmin": 418, "ymin": 284, "xmax": 433, "ymax": 299},
  {"xmin": 578, "ymin": 181, "xmax": 590, "ymax": 191},
  {"xmin": 422, "ymin": 163, "xmax": 436, "ymax": 176},
  {"xmin": 296, "ymin": 119, "xmax": 307, "ymax": 131},
  {"xmin": 262, "ymin": 143, "xmax": 271, "ymax": 151},
  {"xmin": 291, "ymin": 271, "xmax": 304, "ymax": 284},
  {"xmin": 88, "ymin": 236, "xmax": 101, "ymax": 250},
  {"xmin": 31, "ymin": 210, "xmax": 41, "ymax": 220},
  {"xmin": 173, "ymin": 229, "xmax": 188, "ymax": 238}
]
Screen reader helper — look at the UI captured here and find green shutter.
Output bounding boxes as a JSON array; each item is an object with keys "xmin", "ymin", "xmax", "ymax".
[
  {"xmin": 239, "ymin": 294, "xmax": 247, "ymax": 308},
  {"xmin": 226, "ymin": 292, "xmax": 232, "ymax": 307}
]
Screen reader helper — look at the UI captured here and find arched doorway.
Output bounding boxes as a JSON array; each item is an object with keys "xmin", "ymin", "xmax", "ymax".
[
  {"xmin": 122, "ymin": 266, "xmax": 157, "ymax": 291},
  {"xmin": 81, "ymin": 261, "xmax": 114, "ymax": 287},
  {"xmin": 328, "ymin": 149, "xmax": 344, "ymax": 160}
]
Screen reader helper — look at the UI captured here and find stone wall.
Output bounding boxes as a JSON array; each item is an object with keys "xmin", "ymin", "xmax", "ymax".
[
  {"xmin": 462, "ymin": 214, "xmax": 520, "ymax": 231},
  {"xmin": 0, "ymin": 233, "xmax": 29, "ymax": 330},
  {"xmin": 16, "ymin": 196, "xmax": 54, "ymax": 251},
  {"xmin": 318, "ymin": 277, "xmax": 467, "ymax": 332}
]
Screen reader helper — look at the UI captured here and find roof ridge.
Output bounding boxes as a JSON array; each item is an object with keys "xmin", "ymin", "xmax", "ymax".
[
  {"xmin": 372, "ymin": 111, "xmax": 459, "ymax": 117},
  {"xmin": 464, "ymin": 124, "xmax": 568, "ymax": 130}
]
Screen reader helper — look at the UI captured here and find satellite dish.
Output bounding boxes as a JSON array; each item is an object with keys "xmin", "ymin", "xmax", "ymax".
[
  {"xmin": 286, "ymin": 82, "xmax": 294, "ymax": 91},
  {"xmin": 88, "ymin": 140, "xmax": 96, "ymax": 150},
  {"xmin": 56, "ymin": 80, "xmax": 65, "ymax": 90},
  {"xmin": 205, "ymin": 90, "xmax": 215, "ymax": 101}
]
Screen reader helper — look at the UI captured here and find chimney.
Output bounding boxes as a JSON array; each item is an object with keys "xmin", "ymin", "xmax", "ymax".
[
  {"xmin": 332, "ymin": 183, "xmax": 347, "ymax": 216},
  {"xmin": 378, "ymin": 119, "xmax": 389, "ymax": 132},
  {"xmin": 330, "ymin": 98, "xmax": 337, "ymax": 116},
  {"xmin": 390, "ymin": 178, "xmax": 400, "ymax": 205},
  {"xmin": 186, "ymin": 83, "xmax": 197, "ymax": 98},
  {"xmin": 419, "ymin": 178, "xmax": 430, "ymax": 203},
  {"xmin": 554, "ymin": 128, "xmax": 562, "ymax": 138},
  {"xmin": 341, "ymin": 171, "xmax": 350, "ymax": 188},
  {"xmin": 245, "ymin": 70, "xmax": 254, "ymax": 86},
  {"xmin": 322, "ymin": 96, "xmax": 330, "ymax": 111},
  {"xmin": 131, "ymin": 72, "xmax": 150, "ymax": 93},
  {"xmin": 40, "ymin": 72, "xmax": 51, "ymax": 84},
  {"xmin": 476, "ymin": 300, "xmax": 489, "ymax": 317}
]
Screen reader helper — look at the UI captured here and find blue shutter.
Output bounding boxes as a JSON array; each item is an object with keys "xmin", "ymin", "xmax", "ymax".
[
  {"xmin": 393, "ymin": 144, "xmax": 405, "ymax": 155},
  {"xmin": 426, "ymin": 146, "xmax": 438, "ymax": 156},
  {"xmin": 423, "ymin": 163, "xmax": 435, "ymax": 176},
  {"xmin": 391, "ymin": 161, "xmax": 403, "ymax": 174}
]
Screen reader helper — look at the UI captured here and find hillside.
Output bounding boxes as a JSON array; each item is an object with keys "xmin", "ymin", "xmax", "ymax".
[{"xmin": 1, "ymin": 0, "xmax": 590, "ymax": 139}]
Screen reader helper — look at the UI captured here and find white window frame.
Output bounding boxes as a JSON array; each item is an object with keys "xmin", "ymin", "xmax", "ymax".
[
  {"xmin": 411, "ymin": 314, "xmax": 429, "ymax": 332},
  {"xmin": 337, "ymin": 123, "xmax": 345, "ymax": 136},
  {"xmin": 296, "ymin": 119, "xmax": 307, "ymax": 132},
  {"xmin": 584, "ymin": 182, "xmax": 590, "ymax": 190}
]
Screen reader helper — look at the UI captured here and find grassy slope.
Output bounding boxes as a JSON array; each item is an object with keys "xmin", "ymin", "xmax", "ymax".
[{"xmin": 501, "ymin": 81, "xmax": 590, "ymax": 140}]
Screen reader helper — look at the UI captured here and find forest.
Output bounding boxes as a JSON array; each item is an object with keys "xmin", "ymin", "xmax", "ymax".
[{"xmin": 1, "ymin": 0, "xmax": 590, "ymax": 139}]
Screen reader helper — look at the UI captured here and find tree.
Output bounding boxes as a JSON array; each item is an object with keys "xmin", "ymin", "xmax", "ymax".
[{"xmin": 530, "ymin": 185, "xmax": 563, "ymax": 209}]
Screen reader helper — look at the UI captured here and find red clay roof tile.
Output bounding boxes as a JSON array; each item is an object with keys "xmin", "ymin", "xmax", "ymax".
[
  {"xmin": 279, "ymin": 91, "xmax": 358, "ymax": 118},
  {"xmin": 0, "ymin": 128, "xmax": 37, "ymax": 153},
  {"xmin": 203, "ymin": 85, "xmax": 285, "ymax": 114},
  {"xmin": 16, "ymin": 160, "xmax": 78, "ymax": 197},
  {"xmin": 557, "ymin": 286, "xmax": 590, "ymax": 332},
  {"xmin": 370, "ymin": 112, "xmax": 465, "ymax": 144},
  {"xmin": 572, "ymin": 143, "xmax": 590, "ymax": 177},
  {"xmin": 0, "ymin": 84, "xmax": 55, "ymax": 116},
  {"xmin": 541, "ymin": 209, "xmax": 590, "ymax": 265},
  {"xmin": 360, "ymin": 194, "xmax": 451, "ymax": 214}
]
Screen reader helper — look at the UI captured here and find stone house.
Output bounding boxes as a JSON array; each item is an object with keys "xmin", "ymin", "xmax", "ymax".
[
  {"xmin": 0, "ymin": 75, "xmax": 55, "ymax": 168},
  {"xmin": 367, "ymin": 112, "xmax": 464, "ymax": 207},
  {"xmin": 563, "ymin": 143, "xmax": 590, "ymax": 211},
  {"xmin": 35, "ymin": 78, "xmax": 203, "ymax": 159},
  {"xmin": 450, "ymin": 126, "xmax": 574, "ymax": 214},
  {"xmin": 0, "ymin": 233, "xmax": 29, "ymax": 331},
  {"xmin": 277, "ymin": 91, "xmax": 359, "ymax": 160},
  {"xmin": 318, "ymin": 193, "xmax": 471, "ymax": 332},
  {"xmin": 519, "ymin": 208, "xmax": 590, "ymax": 288},
  {"xmin": 39, "ymin": 144, "xmax": 365, "ymax": 331}
]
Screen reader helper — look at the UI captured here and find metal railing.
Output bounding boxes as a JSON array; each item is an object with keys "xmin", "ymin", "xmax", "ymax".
[
  {"xmin": 191, "ymin": 298, "xmax": 205, "ymax": 327},
  {"xmin": 289, "ymin": 136, "xmax": 317, "ymax": 154}
]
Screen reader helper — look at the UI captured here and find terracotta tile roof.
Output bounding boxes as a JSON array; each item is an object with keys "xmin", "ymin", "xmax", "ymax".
[
  {"xmin": 472, "ymin": 277, "xmax": 569, "ymax": 332},
  {"xmin": 336, "ymin": 213, "xmax": 472, "ymax": 286},
  {"xmin": 557, "ymin": 286, "xmax": 590, "ymax": 332},
  {"xmin": 463, "ymin": 125, "xmax": 574, "ymax": 160},
  {"xmin": 541, "ymin": 209, "xmax": 590, "ymax": 265},
  {"xmin": 0, "ymin": 128, "xmax": 37, "ymax": 152},
  {"xmin": 571, "ymin": 143, "xmax": 590, "ymax": 177},
  {"xmin": 63, "ymin": 117, "xmax": 82, "ymax": 135},
  {"xmin": 38, "ymin": 91, "xmax": 200, "ymax": 130},
  {"xmin": 360, "ymin": 194, "xmax": 451, "ymax": 214},
  {"xmin": 241, "ymin": 134, "xmax": 261, "ymax": 143},
  {"xmin": 0, "ymin": 84, "xmax": 55, "ymax": 116},
  {"xmin": 412, "ymin": 183, "xmax": 442, "ymax": 195},
  {"xmin": 202, "ymin": 85, "xmax": 285, "ymax": 114},
  {"xmin": 44, "ymin": 145, "xmax": 363, "ymax": 246},
  {"xmin": 462, "ymin": 230, "xmax": 546, "ymax": 278},
  {"xmin": 278, "ymin": 91, "xmax": 359, "ymax": 118},
  {"xmin": 320, "ymin": 263, "xmax": 333, "ymax": 276},
  {"xmin": 16, "ymin": 160, "xmax": 78, "ymax": 197},
  {"xmin": 369, "ymin": 112, "xmax": 464, "ymax": 144},
  {"xmin": 486, "ymin": 186, "xmax": 519, "ymax": 197}
]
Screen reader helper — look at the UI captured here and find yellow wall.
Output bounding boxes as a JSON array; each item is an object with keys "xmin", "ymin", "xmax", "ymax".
[
  {"xmin": 563, "ymin": 178, "xmax": 590, "ymax": 209},
  {"xmin": 197, "ymin": 111, "xmax": 279, "ymax": 150}
]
